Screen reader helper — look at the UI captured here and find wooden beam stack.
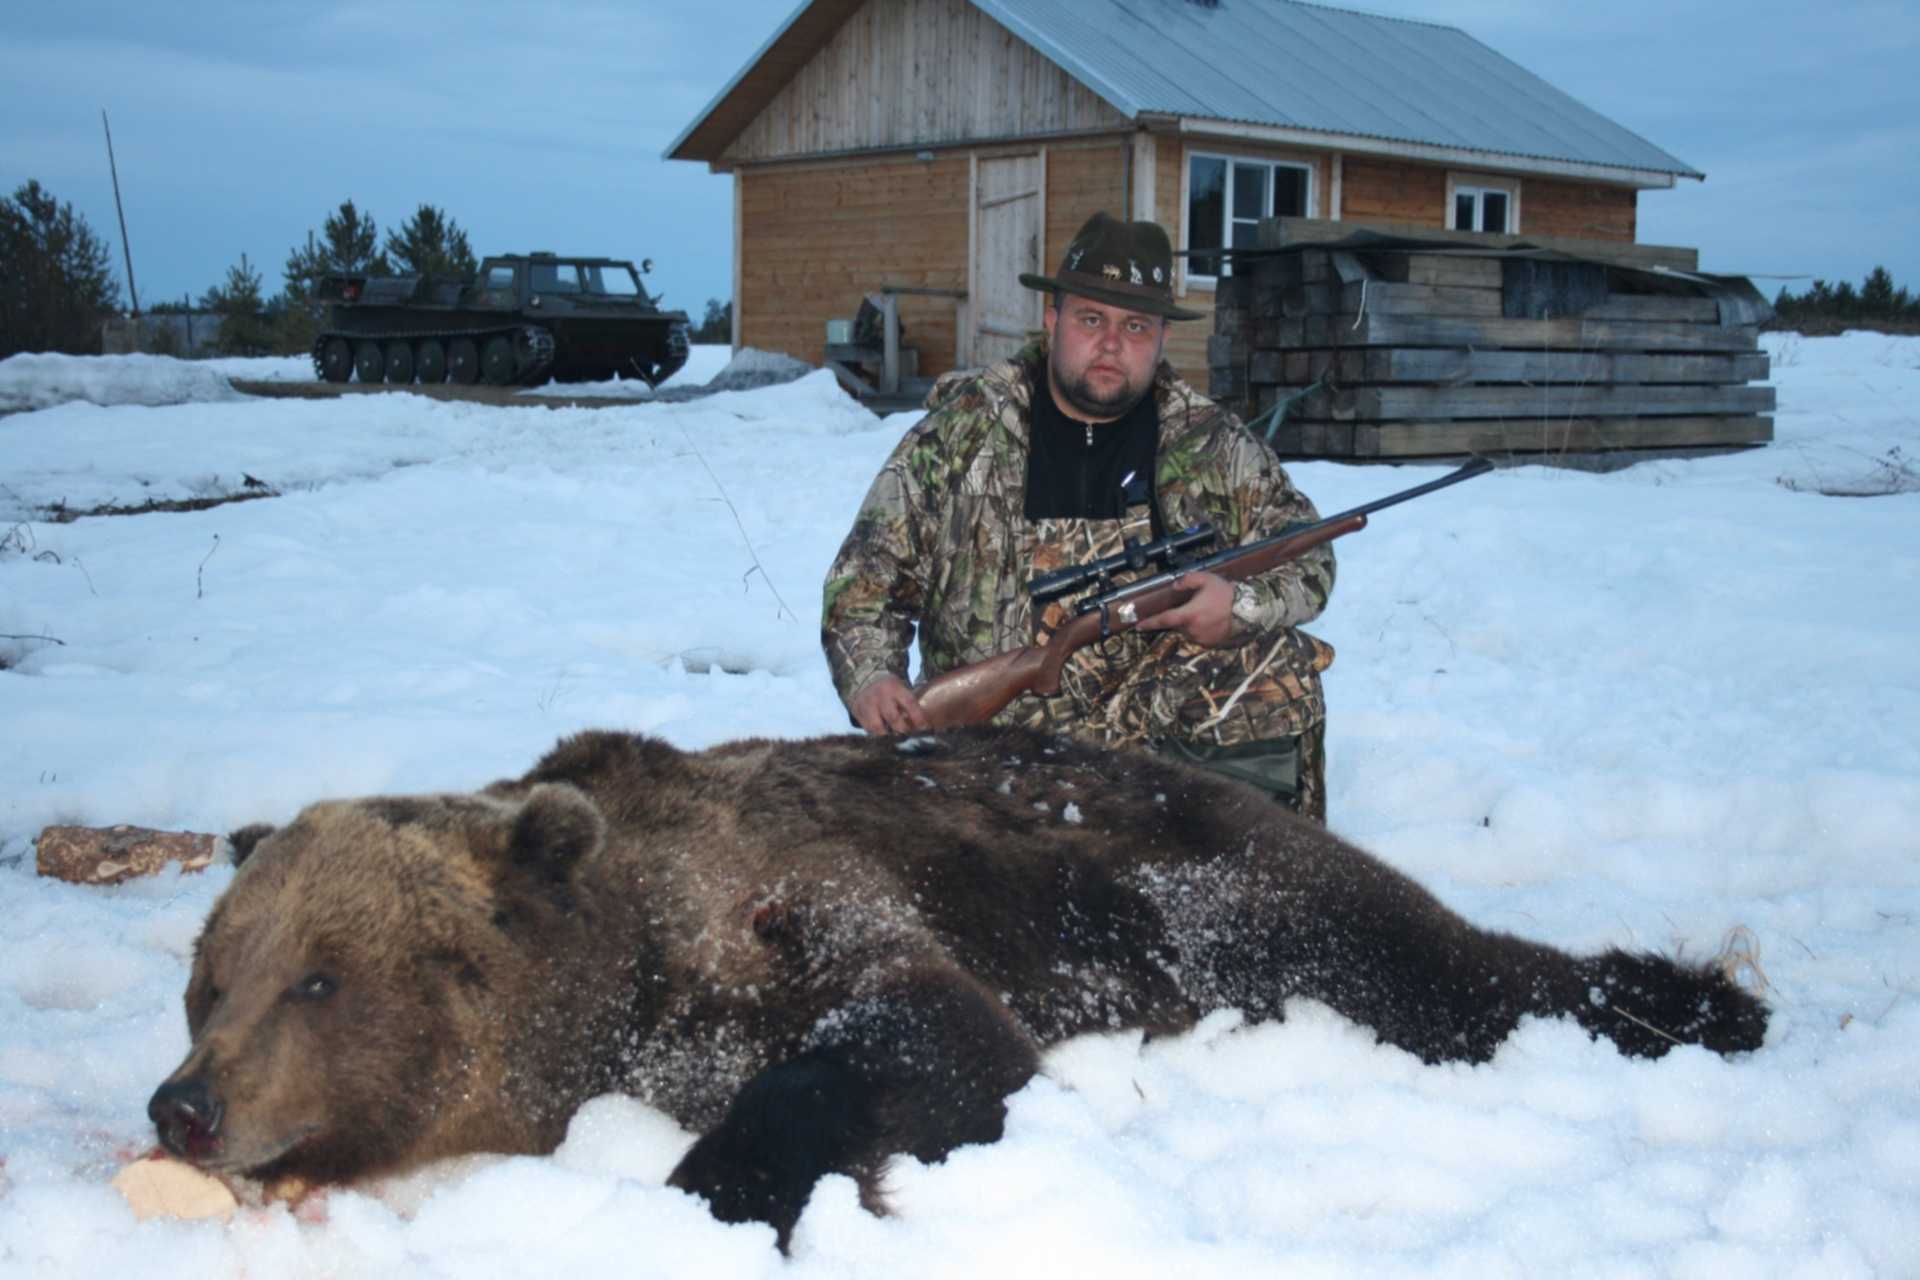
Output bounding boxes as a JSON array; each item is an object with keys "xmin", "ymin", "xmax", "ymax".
[{"xmin": 1208, "ymin": 243, "xmax": 1774, "ymax": 460}]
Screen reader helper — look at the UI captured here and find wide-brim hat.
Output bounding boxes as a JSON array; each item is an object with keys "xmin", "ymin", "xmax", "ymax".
[{"xmin": 1019, "ymin": 212, "xmax": 1203, "ymax": 321}]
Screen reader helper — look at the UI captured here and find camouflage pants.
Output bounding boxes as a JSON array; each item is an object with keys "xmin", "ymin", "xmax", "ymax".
[{"xmin": 1152, "ymin": 719, "xmax": 1327, "ymax": 825}]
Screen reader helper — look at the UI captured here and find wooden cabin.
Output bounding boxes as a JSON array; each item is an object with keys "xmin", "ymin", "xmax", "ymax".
[{"xmin": 667, "ymin": 0, "xmax": 1707, "ymax": 398}]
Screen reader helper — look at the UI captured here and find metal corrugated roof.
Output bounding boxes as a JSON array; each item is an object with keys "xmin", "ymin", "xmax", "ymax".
[{"xmin": 969, "ymin": 0, "xmax": 1700, "ymax": 179}]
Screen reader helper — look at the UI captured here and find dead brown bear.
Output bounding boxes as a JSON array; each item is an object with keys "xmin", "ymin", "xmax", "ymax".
[{"xmin": 150, "ymin": 727, "xmax": 1767, "ymax": 1247}]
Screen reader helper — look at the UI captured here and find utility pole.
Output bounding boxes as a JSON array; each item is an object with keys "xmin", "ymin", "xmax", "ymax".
[{"xmin": 101, "ymin": 109, "xmax": 141, "ymax": 317}]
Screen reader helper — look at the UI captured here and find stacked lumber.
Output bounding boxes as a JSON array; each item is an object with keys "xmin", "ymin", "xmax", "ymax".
[{"xmin": 1208, "ymin": 240, "xmax": 1774, "ymax": 460}]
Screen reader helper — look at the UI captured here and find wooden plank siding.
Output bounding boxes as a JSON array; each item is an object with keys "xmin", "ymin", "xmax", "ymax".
[
  {"xmin": 1523, "ymin": 176, "xmax": 1638, "ymax": 242},
  {"xmin": 1339, "ymin": 156, "xmax": 1451, "ymax": 227},
  {"xmin": 736, "ymin": 155, "xmax": 972, "ymax": 374},
  {"xmin": 1043, "ymin": 140, "xmax": 1130, "ymax": 289},
  {"xmin": 720, "ymin": 0, "xmax": 1128, "ymax": 165}
]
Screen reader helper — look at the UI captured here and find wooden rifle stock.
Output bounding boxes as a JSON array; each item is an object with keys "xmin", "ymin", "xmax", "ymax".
[
  {"xmin": 908, "ymin": 457, "xmax": 1492, "ymax": 730},
  {"xmin": 913, "ymin": 513, "xmax": 1365, "ymax": 729}
]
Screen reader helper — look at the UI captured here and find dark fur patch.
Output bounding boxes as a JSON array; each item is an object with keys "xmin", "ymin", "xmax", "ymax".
[
  {"xmin": 667, "ymin": 1052, "xmax": 882, "ymax": 1249},
  {"xmin": 226, "ymin": 823, "xmax": 276, "ymax": 866},
  {"xmin": 507, "ymin": 784, "xmax": 605, "ymax": 880}
]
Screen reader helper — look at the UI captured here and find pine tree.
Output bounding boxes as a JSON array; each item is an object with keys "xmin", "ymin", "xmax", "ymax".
[
  {"xmin": 282, "ymin": 199, "xmax": 390, "ymax": 305},
  {"xmin": 200, "ymin": 253, "xmax": 273, "ymax": 355},
  {"xmin": 1860, "ymin": 266, "xmax": 1898, "ymax": 318},
  {"xmin": 0, "ymin": 179, "xmax": 122, "ymax": 357},
  {"xmin": 694, "ymin": 298, "xmax": 732, "ymax": 342},
  {"xmin": 384, "ymin": 204, "xmax": 477, "ymax": 278}
]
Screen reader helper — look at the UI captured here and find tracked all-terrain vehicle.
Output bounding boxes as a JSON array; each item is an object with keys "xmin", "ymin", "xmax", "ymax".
[{"xmin": 312, "ymin": 253, "xmax": 691, "ymax": 389}]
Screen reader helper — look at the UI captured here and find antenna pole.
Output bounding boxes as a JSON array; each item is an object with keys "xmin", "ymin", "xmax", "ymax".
[{"xmin": 101, "ymin": 109, "xmax": 140, "ymax": 317}]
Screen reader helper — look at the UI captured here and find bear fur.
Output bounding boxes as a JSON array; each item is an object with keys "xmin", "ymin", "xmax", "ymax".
[{"xmin": 150, "ymin": 727, "xmax": 1767, "ymax": 1247}]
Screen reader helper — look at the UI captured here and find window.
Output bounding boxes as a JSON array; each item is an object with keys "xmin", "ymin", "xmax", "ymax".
[
  {"xmin": 530, "ymin": 262, "xmax": 584, "ymax": 294},
  {"xmin": 1186, "ymin": 152, "xmax": 1312, "ymax": 281},
  {"xmin": 1451, "ymin": 184, "xmax": 1514, "ymax": 233},
  {"xmin": 583, "ymin": 264, "xmax": 641, "ymax": 297},
  {"xmin": 479, "ymin": 263, "xmax": 518, "ymax": 305}
]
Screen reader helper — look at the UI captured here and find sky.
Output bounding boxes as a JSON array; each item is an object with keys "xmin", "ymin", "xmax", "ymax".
[
  {"xmin": 2, "ymin": 0, "xmax": 1916, "ymax": 317},
  {"xmin": 0, "ymin": 333, "xmax": 1917, "ymax": 1274}
]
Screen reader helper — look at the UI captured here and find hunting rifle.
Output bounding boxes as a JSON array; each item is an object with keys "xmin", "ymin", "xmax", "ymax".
[{"xmin": 911, "ymin": 457, "xmax": 1493, "ymax": 729}]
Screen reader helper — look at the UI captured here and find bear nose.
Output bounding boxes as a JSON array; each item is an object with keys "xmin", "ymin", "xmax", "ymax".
[{"xmin": 149, "ymin": 1078, "xmax": 223, "ymax": 1157}]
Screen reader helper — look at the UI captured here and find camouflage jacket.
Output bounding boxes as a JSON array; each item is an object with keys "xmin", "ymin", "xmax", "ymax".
[{"xmin": 822, "ymin": 340, "xmax": 1335, "ymax": 747}]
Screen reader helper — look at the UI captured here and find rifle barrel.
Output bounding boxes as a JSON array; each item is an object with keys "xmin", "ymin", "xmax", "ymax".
[{"xmin": 1323, "ymin": 457, "xmax": 1493, "ymax": 524}]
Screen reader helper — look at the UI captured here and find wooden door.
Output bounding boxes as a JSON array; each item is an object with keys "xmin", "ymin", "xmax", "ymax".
[{"xmin": 970, "ymin": 152, "xmax": 1045, "ymax": 367}]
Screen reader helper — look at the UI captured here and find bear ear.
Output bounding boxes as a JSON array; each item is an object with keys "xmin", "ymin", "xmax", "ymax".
[
  {"xmin": 503, "ymin": 783, "xmax": 606, "ymax": 881},
  {"xmin": 227, "ymin": 822, "xmax": 278, "ymax": 866}
]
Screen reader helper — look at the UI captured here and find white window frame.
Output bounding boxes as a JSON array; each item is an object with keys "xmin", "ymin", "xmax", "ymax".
[
  {"xmin": 1181, "ymin": 150, "xmax": 1316, "ymax": 289},
  {"xmin": 1446, "ymin": 172, "xmax": 1520, "ymax": 234}
]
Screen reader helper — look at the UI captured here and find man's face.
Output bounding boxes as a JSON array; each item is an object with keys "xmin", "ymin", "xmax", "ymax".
[{"xmin": 1042, "ymin": 293, "xmax": 1168, "ymax": 422}]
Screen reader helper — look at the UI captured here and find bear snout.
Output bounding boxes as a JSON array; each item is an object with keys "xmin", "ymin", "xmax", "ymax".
[{"xmin": 149, "ymin": 1077, "xmax": 224, "ymax": 1162}]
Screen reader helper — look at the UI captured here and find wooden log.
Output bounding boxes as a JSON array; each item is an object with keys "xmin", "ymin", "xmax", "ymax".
[
  {"xmin": 1210, "ymin": 303, "xmax": 1248, "ymax": 336},
  {"xmin": 1306, "ymin": 313, "xmax": 1760, "ymax": 353},
  {"xmin": 1369, "ymin": 254, "xmax": 1505, "ymax": 289},
  {"xmin": 1206, "ymin": 334, "xmax": 1244, "ymax": 365},
  {"xmin": 1583, "ymin": 295, "xmax": 1722, "ymax": 323},
  {"xmin": 1208, "ymin": 367, "xmax": 1247, "ymax": 400},
  {"xmin": 1254, "ymin": 214, "xmax": 1700, "ymax": 272},
  {"xmin": 1301, "ymin": 251, "xmax": 1370, "ymax": 286},
  {"xmin": 1216, "ymin": 274, "xmax": 1256, "ymax": 308},
  {"xmin": 1255, "ymin": 348, "xmax": 1772, "ymax": 386},
  {"xmin": 1348, "ymin": 415, "xmax": 1774, "ymax": 459},
  {"xmin": 1249, "ymin": 255, "xmax": 1303, "ymax": 288},
  {"xmin": 1252, "ymin": 282, "xmax": 1333, "ymax": 318},
  {"xmin": 1249, "ymin": 318, "xmax": 1307, "ymax": 348},
  {"xmin": 1247, "ymin": 351, "xmax": 1286, "ymax": 383},
  {"xmin": 1316, "ymin": 383, "xmax": 1776, "ymax": 422},
  {"xmin": 1261, "ymin": 421, "xmax": 1311, "ymax": 453},
  {"xmin": 36, "ymin": 824, "xmax": 220, "ymax": 885},
  {"xmin": 1339, "ymin": 281, "xmax": 1503, "ymax": 318}
]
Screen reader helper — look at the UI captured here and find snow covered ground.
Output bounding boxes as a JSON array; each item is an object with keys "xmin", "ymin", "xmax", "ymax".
[{"xmin": 1, "ymin": 335, "xmax": 1916, "ymax": 1277}]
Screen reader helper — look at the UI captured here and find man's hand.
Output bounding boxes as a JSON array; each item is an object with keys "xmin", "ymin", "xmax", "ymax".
[
  {"xmin": 849, "ymin": 674, "xmax": 931, "ymax": 735},
  {"xmin": 1134, "ymin": 571, "xmax": 1237, "ymax": 647}
]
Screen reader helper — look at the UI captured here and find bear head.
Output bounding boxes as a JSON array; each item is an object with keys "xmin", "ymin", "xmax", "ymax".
[{"xmin": 149, "ymin": 782, "xmax": 607, "ymax": 1185}]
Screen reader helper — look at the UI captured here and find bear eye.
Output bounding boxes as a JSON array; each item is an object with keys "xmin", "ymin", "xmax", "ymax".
[{"xmin": 290, "ymin": 973, "xmax": 337, "ymax": 1002}]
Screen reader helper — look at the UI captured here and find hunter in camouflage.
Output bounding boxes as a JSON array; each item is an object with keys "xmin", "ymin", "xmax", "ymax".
[{"xmin": 821, "ymin": 213, "xmax": 1336, "ymax": 819}]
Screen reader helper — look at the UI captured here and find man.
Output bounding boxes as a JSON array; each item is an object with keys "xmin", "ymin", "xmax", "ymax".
[{"xmin": 821, "ymin": 212, "xmax": 1336, "ymax": 820}]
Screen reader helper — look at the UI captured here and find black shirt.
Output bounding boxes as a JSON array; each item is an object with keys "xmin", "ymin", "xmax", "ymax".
[{"xmin": 1024, "ymin": 377, "xmax": 1160, "ymax": 522}]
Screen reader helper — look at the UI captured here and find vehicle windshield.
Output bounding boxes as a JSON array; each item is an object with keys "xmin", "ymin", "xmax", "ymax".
[{"xmin": 582, "ymin": 264, "xmax": 642, "ymax": 297}]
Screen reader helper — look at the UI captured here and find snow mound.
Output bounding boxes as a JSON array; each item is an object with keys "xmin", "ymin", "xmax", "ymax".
[
  {"xmin": 648, "ymin": 347, "xmax": 815, "ymax": 402},
  {"xmin": 0, "ymin": 352, "xmax": 247, "ymax": 413}
]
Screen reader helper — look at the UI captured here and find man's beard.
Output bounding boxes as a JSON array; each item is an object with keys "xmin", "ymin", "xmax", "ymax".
[{"xmin": 1051, "ymin": 352, "xmax": 1150, "ymax": 420}]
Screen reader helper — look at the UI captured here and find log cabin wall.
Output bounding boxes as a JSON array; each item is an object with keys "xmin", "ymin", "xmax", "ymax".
[
  {"xmin": 1151, "ymin": 136, "xmax": 1210, "ymax": 381},
  {"xmin": 736, "ymin": 153, "xmax": 972, "ymax": 374},
  {"xmin": 1042, "ymin": 139, "xmax": 1131, "ymax": 287},
  {"xmin": 1321, "ymin": 155, "xmax": 1639, "ymax": 242},
  {"xmin": 1339, "ymin": 156, "xmax": 1451, "ymax": 226},
  {"xmin": 1522, "ymin": 177, "xmax": 1637, "ymax": 241}
]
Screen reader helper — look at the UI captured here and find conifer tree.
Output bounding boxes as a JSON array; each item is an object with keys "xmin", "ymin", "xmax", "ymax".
[
  {"xmin": 384, "ymin": 204, "xmax": 477, "ymax": 278},
  {"xmin": 282, "ymin": 200, "xmax": 390, "ymax": 305},
  {"xmin": 201, "ymin": 252, "xmax": 273, "ymax": 355},
  {"xmin": 0, "ymin": 180, "xmax": 122, "ymax": 357}
]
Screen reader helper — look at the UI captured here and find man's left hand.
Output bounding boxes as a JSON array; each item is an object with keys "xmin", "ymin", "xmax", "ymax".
[{"xmin": 1134, "ymin": 571, "xmax": 1237, "ymax": 647}]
